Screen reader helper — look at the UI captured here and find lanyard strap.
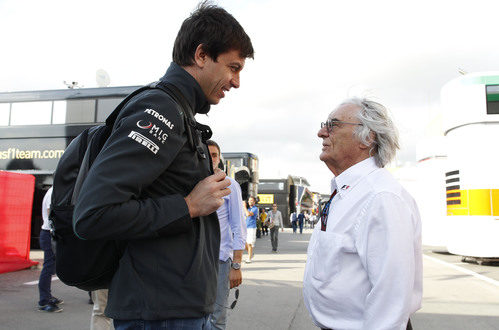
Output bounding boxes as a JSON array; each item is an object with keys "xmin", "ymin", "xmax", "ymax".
[{"xmin": 320, "ymin": 190, "xmax": 337, "ymax": 231}]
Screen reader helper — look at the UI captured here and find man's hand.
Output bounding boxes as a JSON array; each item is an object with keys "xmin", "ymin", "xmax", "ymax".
[
  {"xmin": 184, "ymin": 169, "xmax": 231, "ymax": 218},
  {"xmin": 229, "ymin": 268, "xmax": 242, "ymax": 289}
]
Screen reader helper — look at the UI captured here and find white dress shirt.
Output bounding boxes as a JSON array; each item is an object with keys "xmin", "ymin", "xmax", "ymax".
[
  {"xmin": 217, "ymin": 177, "xmax": 246, "ymax": 262},
  {"xmin": 303, "ymin": 157, "xmax": 422, "ymax": 330}
]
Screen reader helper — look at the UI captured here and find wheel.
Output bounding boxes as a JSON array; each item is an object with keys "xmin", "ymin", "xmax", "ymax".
[{"xmin": 461, "ymin": 256, "xmax": 466, "ymax": 263}]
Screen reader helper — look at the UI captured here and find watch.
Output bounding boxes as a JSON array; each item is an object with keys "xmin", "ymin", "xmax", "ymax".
[{"xmin": 231, "ymin": 262, "xmax": 241, "ymax": 270}]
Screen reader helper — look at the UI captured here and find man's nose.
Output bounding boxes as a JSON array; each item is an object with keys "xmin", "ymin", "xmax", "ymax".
[
  {"xmin": 231, "ymin": 73, "xmax": 240, "ymax": 89},
  {"xmin": 318, "ymin": 125, "xmax": 329, "ymax": 138}
]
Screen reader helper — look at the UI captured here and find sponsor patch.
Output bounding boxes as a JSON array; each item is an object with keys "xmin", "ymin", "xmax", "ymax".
[
  {"xmin": 136, "ymin": 120, "xmax": 153, "ymax": 129},
  {"xmin": 136, "ymin": 121, "xmax": 168, "ymax": 144},
  {"xmin": 128, "ymin": 131, "xmax": 159, "ymax": 154},
  {"xmin": 144, "ymin": 108, "xmax": 174, "ymax": 130}
]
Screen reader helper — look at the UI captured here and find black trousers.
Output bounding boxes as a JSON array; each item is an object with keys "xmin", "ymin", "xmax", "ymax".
[{"xmin": 321, "ymin": 319, "xmax": 412, "ymax": 330}]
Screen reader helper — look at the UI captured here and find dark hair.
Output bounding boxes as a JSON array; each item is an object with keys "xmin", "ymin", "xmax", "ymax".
[
  {"xmin": 206, "ymin": 139, "xmax": 220, "ymax": 155},
  {"xmin": 173, "ymin": 1, "xmax": 254, "ymax": 66}
]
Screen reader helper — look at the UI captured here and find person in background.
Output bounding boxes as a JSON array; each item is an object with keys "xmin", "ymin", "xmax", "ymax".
[
  {"xmin": 290, "ymin": 211, "xmax": 297, "ymax": 234},
  {"xmin": 206, "ymin": 140, "xmax": 246, "ymax": 330},
  {"xmin": 242, "ymin": 196, "xmax": 258, "ymax": 263},
  {"xmin": 90, "ymin": 289, "xmax": 112, "ymax": 330},
  {"xmin": 303, "ymin": 97, "xmax": 422, "ymax": 330},
  {"xmin": 256, "ymin": 209, "xmax": 262, "ymax": 239},
  {"xmin": 304, "ymin": 211, "xmax": 311, "ymax": 228},
  {"xmin": 309, "ymin": 212, "xmax": 317, "ymax": 229},
  {"xmin": 297, "ymin": 211, "xmax": 305, "ymax": 234},
  {"xmin": 260, "ymin": 208, "xmax": 268, "ymax": 236},
  {"xmin": 289, "ymin": 211, "xmax": 298, "ymax": 234},
  {"xmin": 267, "ymin": 204, "xmax": 283, "ymax": 253},
  {"xmin": 37, "ymin": 186, "xmax": 63, "ymax": 313}
]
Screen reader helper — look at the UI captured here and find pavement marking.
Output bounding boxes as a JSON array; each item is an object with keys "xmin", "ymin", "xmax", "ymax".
[
  {"xmin": 423, "ymin": 254, "xmax": 499, "ymax": 287},
  {"xmin": 24, "ymin": 276, "xmax": 59, "ymax": 286}
]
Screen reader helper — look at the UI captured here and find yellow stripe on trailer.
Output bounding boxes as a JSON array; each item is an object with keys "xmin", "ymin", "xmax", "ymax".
[
  {"xmin": 492, "ymin": 189, "xmax": 499, "ymax": 216},
  {"xmin": 447, "ymin": 189, "xmax": 499, "ymax": 216}
]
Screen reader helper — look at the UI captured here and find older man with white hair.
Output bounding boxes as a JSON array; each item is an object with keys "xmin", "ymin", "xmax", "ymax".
[{"xmin": 303, "ymin": 98, "xmax": 422, "ymax": 330}]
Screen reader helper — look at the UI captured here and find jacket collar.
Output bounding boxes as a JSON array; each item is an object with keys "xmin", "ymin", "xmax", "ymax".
[
  {"xmin": 159, "ymin": 62, "xmax": 211, "ymax": 115},
  {"xmin": 331, "ymin": 157, "xmax": 379, "ymax": 198}
]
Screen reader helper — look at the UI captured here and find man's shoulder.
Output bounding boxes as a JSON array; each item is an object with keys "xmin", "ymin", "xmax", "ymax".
[
  {"xmin": 361, "ymin": 168, "xmax": 417, "ymax": 208},
  {"xmin": 357, "ymin": 168, "xmax": 398, "ymax": 194},
  {"xmin": 112, "ymin": 87, "xmax": 187, "ymax": 141},
  {"xmin": 120, "ymin": 88, "xmax": 183, "ymax": 122}
]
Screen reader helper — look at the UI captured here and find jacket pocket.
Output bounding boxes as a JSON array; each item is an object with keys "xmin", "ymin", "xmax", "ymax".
[{"xmin": 311, "ymin": 232, "xmax": 345, "ymax": 282}]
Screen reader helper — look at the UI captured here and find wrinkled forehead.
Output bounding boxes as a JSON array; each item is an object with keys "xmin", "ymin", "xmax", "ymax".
[{"xmin": 328, "ymin": 103, "xmax": 360, "ymax": 121}]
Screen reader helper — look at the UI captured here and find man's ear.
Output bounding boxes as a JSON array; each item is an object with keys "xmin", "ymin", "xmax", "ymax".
[
  {"xmin": 359, "ymin": 131, "xmax": 376, "ymax": 150},
  {"xmin": 193, "ymin": 44, "xmax": 208, "ymax": 68}
]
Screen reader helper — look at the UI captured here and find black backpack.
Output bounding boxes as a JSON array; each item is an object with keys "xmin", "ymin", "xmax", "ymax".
[{"xmin": 49, "ymin": 81, "xmax": 209, "ymax": 291}]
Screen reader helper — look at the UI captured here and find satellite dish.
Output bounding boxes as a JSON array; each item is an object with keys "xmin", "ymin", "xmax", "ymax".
[{"xmin": 96, "ymin": 69, "xmax": 111, "ymax": 87}]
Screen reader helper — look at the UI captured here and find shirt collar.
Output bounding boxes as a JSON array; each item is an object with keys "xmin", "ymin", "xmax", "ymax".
[
  {"xmin": 331, "ymin": 157, "xmax": 379, "ymax": 197},
  {"xmin": 160, "ymin": 62, "xmax": 211, "ymax": 115}
]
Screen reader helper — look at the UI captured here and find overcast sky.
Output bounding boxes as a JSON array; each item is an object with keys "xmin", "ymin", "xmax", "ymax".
[{"xmin": 1, "ymin": 0, "xmax": 498, "ymax": 193}]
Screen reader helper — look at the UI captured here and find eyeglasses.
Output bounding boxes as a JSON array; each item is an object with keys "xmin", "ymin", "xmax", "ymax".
[
  {"xmin": 320, "ymin": 119, "xmax": 362, "ymax": 133},
  {"xmin": 228, "ymin": 288, "xmax": 239, "ymax": 309},
  {"xmin": 216, "ymin": 288, "xmax": 239, "ymax": 309}
]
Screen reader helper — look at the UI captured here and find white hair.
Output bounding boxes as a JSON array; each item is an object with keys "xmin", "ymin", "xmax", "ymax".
[{"xmin": 338, "ymin": 97, "xmax": 399, "ymax": 167}]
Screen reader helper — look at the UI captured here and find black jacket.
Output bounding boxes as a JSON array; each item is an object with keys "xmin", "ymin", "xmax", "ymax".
[{"xmin": 73, "ymin": 63, "xmax": 220, "ymax": 320}]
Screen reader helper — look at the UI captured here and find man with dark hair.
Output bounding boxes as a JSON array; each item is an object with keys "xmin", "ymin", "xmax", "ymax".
[
  {"xmin": 173, "ymin": 3, "xmax": 254, "ymax": 68},
  {"xmin": 73, "ymin": 3, "xmax": 253, "ymax": 329},
  {"xmin": 206, "ymin": 140, "xmax": 245, "ymax": 330}
]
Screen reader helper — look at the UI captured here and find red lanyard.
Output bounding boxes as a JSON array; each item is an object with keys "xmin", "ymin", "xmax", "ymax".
[{"xmin": 320, "ymin": 190, "xmax": 337, "ymax": 231}]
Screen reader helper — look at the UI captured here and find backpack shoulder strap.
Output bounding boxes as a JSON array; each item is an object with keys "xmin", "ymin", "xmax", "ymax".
[{"xmin": 105, "ymin": 85, "xmax": 155, "ymax": 127}]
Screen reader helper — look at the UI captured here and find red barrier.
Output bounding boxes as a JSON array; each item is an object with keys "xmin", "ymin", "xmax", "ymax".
[{"xmin": 0, "ymin": 171, "xmax": 38, "ymax": 273}]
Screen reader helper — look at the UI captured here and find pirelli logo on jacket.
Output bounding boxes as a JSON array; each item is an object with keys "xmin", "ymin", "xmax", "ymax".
[{"xmin": 128, "ymin": 131, "xmax": 159, "ymax": 154}]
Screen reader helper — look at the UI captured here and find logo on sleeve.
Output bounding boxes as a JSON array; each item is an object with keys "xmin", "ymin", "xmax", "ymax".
[
  {"xmin": 128, "ymin": 131, "xmax": 159, "ymax": 154},
  {"xmin": 136, "ymin": 120, "xmax": 153, "ymax": 129},
  {"xmin": 136, "ymin": 121, "xmax": 168, "ymax": 144},
  {"xmin": 144, "ymin": 109, "xmax": 174, "ymax": 130}
]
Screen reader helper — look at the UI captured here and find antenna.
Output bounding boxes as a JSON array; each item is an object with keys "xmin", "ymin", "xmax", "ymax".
[
  {"xmin": 63, "ymin": 81, "xmax": 83, "ymax": 89},
  {"xmin": 96, "ymin": 69, "xmax": 111, "ymax": 87}
]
